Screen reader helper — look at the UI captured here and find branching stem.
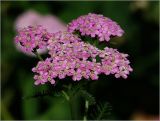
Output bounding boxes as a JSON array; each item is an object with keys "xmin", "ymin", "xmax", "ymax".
[
  {"xmin": 33, "ymin": 50, "xmax": 43, "ymax": 61},
  {"xmin": 62, "ymin": 90, "xmax": 74, "ymax": 120},
  {"xmin": 62, "ymin": 90, "xmax": 70, "ymax": 101},
  {"xmin": 83, "ymin": 100, "xmax": 89, "ymax": 121}
]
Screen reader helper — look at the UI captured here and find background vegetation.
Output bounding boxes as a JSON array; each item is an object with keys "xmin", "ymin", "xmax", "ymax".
[{"xmin": 1, "ymin": 1, "xmax": 159, "ymax": 120}]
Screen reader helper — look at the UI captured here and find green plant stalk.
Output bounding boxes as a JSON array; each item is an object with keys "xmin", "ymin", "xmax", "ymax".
[
  {"xmin": 33, "ymin": 51, "xmax": 43, "ymax": 61},
  {"xmin": 83, "ymin": 100, "xmax": 89, "ymax": 121},
  {"xmin": 62, "ymin": 90, "xmax": 74, "ymax": 120},
  {"xmin": 62, "ymin": 90, "xmax": 70, "ymax": 101},
  {"xmin": 69, "ymin": 99, "xmax": 74, "ymax": 120}
]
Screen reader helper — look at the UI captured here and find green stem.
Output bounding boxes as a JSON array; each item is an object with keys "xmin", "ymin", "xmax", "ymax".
[
  {"xmin": 33, "ymin": 51, "xmax": 43, "ymax": 61},
  {"xmin": 62, "ymin": 90, "xmax": 70, "ymax": 101},
  {"xmin": 83, "ymin": 100, "xmax": 89, "ymax": 121},
  {"xmin": 62, "ymin": 90, "xmax": 74, "ymax": 120},
  {"xmin": 69, "ymin": 99, "xmax": 74, "ymax": 120}
]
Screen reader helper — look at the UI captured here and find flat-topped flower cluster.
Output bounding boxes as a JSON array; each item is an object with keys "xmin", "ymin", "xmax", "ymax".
[
  {"xmin": 67, "ymin": 13, "xmax": 124, "ymax": 42},
  {"xmin": 15, "ymin": 13, "xmax": 133, "ymax": 85},
  {"xmin": 15, "ymin": 25, "xmax": 52, "ymax": 54}
]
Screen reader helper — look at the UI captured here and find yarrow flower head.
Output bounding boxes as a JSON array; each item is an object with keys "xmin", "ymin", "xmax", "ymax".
[
  {"xmin": 32, "ymin": 31, "xmax": 101, "ymax": 85},
  {"xmin": 100, "ymin": 47, "xmax": 133, "ymax": 79},
  {"xmin": 14, "ymin": 25, "xmax": 52, "ymax": 54},
  {"xmin": 67, "ymin": 13, "xmax": 124, "ymax": 42},
  {"xmin": 32, "ymin": 31, "xmax": 132, "ymax": 85},
  {"xmin": 14, "ymin": 10, "xmax": 67, "ymax": 33},
  {"xmin": 14, "ymin": 13, "xmax": 133, "ymax": 86},
  {"xmin": 32, "ymin": 58, "xmax": 56, "ymax": 85}
]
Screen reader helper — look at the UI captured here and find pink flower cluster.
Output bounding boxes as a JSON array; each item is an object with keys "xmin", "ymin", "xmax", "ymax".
[
  {"xmin": 14, "ymin": 13, "xmax": 133, "ymax": 86},
  {"xmin": 14, "ymin": 25, "xmax": 52, "ymax": 54},
  {"xmin": 14, "ymin": 10, "xmax": 66, "ymax": 33},
  {"xmin": 101, "ymin": 47, "xmax": 133, "ymax": 79},
  {"xmin": 32, "ymin": 31, "xmax": 132, "ymax": 85},
  {"xmin": 32, "ymin": 58, "xmax": 56, "ymax": 85},
  {"xmin": 68, "ymin": 13, "xmax": 124, "ymax": 42}
]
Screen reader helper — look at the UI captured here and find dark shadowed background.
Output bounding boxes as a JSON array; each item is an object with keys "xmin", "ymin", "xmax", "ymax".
[{"xmin": 1, "ymin": 1, "xmax": 159, "ymax": 120}]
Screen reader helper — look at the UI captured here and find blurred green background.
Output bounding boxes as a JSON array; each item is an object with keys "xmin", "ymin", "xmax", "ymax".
[{"xmin": 1, "ymin": 1, "xmax": 159, "ymax": 120}]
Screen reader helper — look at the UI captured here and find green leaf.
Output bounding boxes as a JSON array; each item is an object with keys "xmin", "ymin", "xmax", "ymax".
[
  {"xmin": 90, "ymin": 102, "xmax": 112, "ymax": 120},
  {"xmin": 79, "ymin": 90, "xmax": 95, "ymax": 106}
]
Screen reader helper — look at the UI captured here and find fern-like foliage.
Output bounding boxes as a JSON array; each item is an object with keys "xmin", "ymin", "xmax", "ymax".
[
  {"xmin": 22, "ymin": 88, "xmax": 62, "ymax": 100},
  {"xmin": 68, "ymin": 81, "xmax": 88, "ymax": 98},
  {"xmin": 79, "ymin": 90, "xmax": 96, "ymax": 105},
  {"xmin": 89, "ymin": 102, "xmax": 112, "ymax": 120}
]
